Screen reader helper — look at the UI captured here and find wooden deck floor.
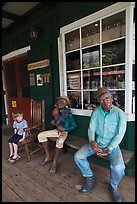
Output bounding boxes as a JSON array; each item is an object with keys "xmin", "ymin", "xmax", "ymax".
[{"xmin": 2, "ymin": 125, "xmax": 135, "ymax": 202}]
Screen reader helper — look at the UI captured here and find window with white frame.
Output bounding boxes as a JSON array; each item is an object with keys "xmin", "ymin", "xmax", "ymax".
[{"xmin": 59, "ymin": 2, "xmax": 135, "ymax": 118}]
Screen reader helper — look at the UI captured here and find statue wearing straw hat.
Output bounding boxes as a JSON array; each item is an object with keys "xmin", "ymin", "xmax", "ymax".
[{"xmin": 37, "ymin": 95, "xmax": 76, "ymax": 173}]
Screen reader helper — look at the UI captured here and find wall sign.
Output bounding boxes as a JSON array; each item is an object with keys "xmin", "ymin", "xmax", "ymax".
[
  {"xmin": 12, "ymin": 101, "xmax": 17, "ymax": 108},
  {"xmin": 29, "ymin": 73, "xmax": 35, "ymax": 86},
  {"xmin": 41, "ymin": 73, "xmax": 51, "ymax": 83},
  {"xmin": 27, "ymin": 59, "xmax": 50, "ymax": 71},
  {"xmin": 36, "ymin": 74, "xmax": 43, "ymax": 86}
]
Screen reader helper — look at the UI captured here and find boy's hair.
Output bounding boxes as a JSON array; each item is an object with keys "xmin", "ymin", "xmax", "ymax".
[{"xmin": 12, "ymin": 110, "xmax": 23, "ymax": 120}]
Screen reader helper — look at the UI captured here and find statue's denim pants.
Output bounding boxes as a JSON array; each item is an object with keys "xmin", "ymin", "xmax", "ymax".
[{"xmin": 74, "ymin": 144, "xmax": 125, "ymax": 189}]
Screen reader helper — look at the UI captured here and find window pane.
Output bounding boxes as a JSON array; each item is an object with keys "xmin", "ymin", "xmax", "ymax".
[
  {"xmin": 102, "ymin": 65, "xmax": 125, "ymax": 89},
  {"xmin": 110, "ymin": 90, "xmax": 125, "ymax": 110},
  {"xmin": 83, "ymin": 91, "xmax": 99, "ymax": 110},
  {"xmin": 102, "ymin": 11, "xmax": 126, "ymax": 42},
  {"xmin": 81, "ymin": 21, "xmax": 100, "ymax": 47},
  {"xmin": 66, "ymin": 51, "xmax": 80, "ymax": 71},
  {"xmin": 82, "ymin": 46, "xmax": 100, "ymax": 69},
  {"xmin": 67, "ymin": 91, "xmax": 81, "ymax": 109},
  {"xmin": 83, "ymin": 69, "xmax": 100, "ymax": 89},
  {"xmin": 67, "ymin": 72, "xmax": 81, "ymax": 90},
  {"xmin": 102, "ymin": 39, "xmax": 125, "ymax": 66},
  {"xmin": 65, "ymin": 29, "xmax": 80, "ymax": 52}
]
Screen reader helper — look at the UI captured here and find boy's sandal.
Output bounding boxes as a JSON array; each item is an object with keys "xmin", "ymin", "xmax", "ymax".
[
  {"xmin": 9, "ymin": 155, "xmax": 20, "ymax": 163},
  {"xmin": 49, "ymin": 166, "xmax": 57, "ymax": 174},
  {"xmin": 8, "ymin": 155, "xmax": 14, "ymax": 161}
]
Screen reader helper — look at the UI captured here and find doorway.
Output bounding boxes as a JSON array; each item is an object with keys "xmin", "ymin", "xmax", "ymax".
[{"xmin": 3, "ymin": 54, "xmax": 31, "ymax": 125}]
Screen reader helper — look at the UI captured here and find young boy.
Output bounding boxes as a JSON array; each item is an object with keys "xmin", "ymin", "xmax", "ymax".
[{"xmin": 8, "ymin": 110, "xmax": 28, "ymax": 163}]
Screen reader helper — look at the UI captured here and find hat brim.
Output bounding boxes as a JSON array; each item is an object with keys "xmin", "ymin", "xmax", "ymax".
[
  {"xmin": 57, "ymin": 96, "xmax": 70, "ymax": 105},
  {"xmin": 96, "ymin": 87, "xmax": 109, "ymax": 98}
]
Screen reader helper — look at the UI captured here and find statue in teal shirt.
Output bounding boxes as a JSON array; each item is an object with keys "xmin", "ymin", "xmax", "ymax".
[{"xmin": 38, "ymin": 95, "xmax": 76, "ymax": 174}]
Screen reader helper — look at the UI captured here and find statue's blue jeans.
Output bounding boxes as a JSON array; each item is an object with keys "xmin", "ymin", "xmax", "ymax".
[{"xmin": 74, "ymin": 144, "xmax": 125, "ymax": 189}]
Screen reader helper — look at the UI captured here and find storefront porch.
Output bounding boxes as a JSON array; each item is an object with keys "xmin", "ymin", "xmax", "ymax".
[{"xmin": 2, "ymin": 125, "xmax": 135, "ymax": 202}]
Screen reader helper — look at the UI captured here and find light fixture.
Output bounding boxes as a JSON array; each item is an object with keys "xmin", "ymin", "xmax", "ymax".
[{"xmin": 29, "ymin": 26, "xmax": 39, "ymax": 39}]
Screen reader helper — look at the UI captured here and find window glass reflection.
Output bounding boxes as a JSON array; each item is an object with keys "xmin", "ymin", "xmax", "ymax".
[
  {"xmin": 82, "ymin": 46, "xmax": 100, "ymax": 68},
  {"xmin": 65, "ymin": 29, "xmax": 80, "ymax": 52},
  {"xmin": 67, "ymin": 91, "xmax": 81, "ymax": 109},
  {"xmin": 102, "ymin": 11, "xmax": 126, "ymax": 42},
  {"xmin": 83, "ymin": 91, "xmax": 99, "ymax": 110},
  {"xmin": 66, "ymin": 51, "xmax": 80, "ymax": 71},
  {"xmin": 82, "ymin": 21, "xmax": 100, "ymax": 47},
  {"xmin": 67, "ymin": 72, "xmax": 81, "ymax": 90},
  {"xmin": 110, "ymin": 90, "xmax": 125, "ymax": 110},
  {"xmin": 102, "ymin": 66, "xmax": 125, "ymax": 89},
  {"xmin": 102, "ymin": 39, "xmax": 125, "ymax": 66},
  {"xmin": 83, "ymin": 69, "xmax": 100, "ymax": 89}
]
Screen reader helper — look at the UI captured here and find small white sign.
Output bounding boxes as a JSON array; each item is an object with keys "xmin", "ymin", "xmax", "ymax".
[{"xmin": 36, "ymin": 74, "xmax": 43, "ymax": 86}]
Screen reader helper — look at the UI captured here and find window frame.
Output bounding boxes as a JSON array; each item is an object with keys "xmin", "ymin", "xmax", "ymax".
[{"xmin": 58, "ymin": 2, "xmax": 135, "ymax": 121}]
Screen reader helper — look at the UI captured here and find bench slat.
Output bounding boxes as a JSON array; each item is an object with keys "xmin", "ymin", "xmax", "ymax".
[{"xmin": 65, "ymin": 135, "xmax": 86, "ymax": 150}]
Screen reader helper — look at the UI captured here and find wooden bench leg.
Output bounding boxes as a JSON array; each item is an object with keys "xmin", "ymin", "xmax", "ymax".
[{"xmin": 24, "ymin": 143, "xmax": 31, "ymax": 162}]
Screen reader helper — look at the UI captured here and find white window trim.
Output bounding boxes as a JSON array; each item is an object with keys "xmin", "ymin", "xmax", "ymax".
[
  {"xmin": 125, "ymin": 5, "xmax": 134, "ymax": 115},
  {"xmin": 58, "ymin": 36, "xmax": 64, "ymax": 96},
  {"xmin": 71, "ymin": 108, "xmax": 135, "ymax": 122},
  {"xmin": 58, "ymin": 2, "xmax": 135, "ymax": 121},
  {"xmin": 60, "ymin": 2, "xmax": 134, "ymax": 33}
]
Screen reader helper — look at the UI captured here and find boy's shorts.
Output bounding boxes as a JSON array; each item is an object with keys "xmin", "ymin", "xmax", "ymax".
[{"xmin": 8, "ymin": 134, "xmax": 22, "ymax": 144}]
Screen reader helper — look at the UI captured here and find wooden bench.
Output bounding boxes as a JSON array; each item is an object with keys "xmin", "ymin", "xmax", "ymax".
[
  {"xmin": 50, "ymin": 135, "xmax": 134, "ymax": 166},
  {"xmin": 65, "ymin": 135, "xmax": 134, "ymax": 165}
]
